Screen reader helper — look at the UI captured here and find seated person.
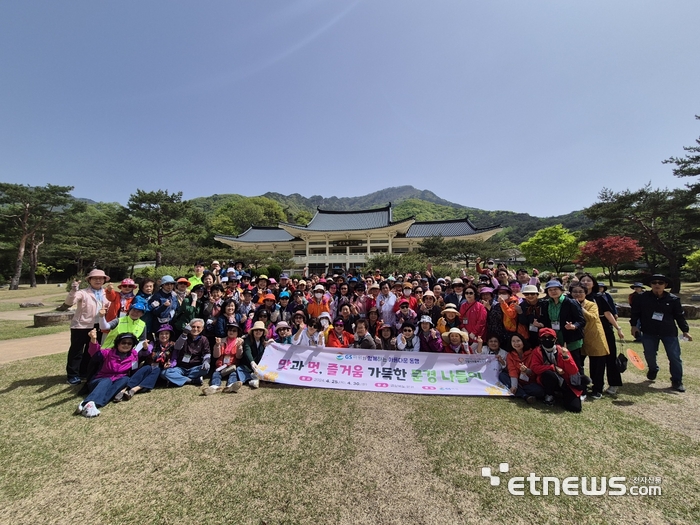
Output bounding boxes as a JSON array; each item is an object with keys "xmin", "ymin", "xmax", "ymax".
[{"xmin": 75, "ymin": 330, "xmax": 139, "ymax": 418}]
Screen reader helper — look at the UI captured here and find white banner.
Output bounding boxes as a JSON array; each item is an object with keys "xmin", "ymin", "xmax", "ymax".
[{"xmin": 256, "ymin": 344, "xmax": 511, "ymax": 396}]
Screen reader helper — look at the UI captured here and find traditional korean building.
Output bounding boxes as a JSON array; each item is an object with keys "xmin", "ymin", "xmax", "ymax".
[{"xmin": 214, "ymin": 204, "xmax": 501, "ymax": 274}]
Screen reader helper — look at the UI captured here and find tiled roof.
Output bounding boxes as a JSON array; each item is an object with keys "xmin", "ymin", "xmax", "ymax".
[
  {"xmin": 294, "ymin": 205, "xmax": 393, "ymax": 231},
  {"xmin": 216, "ymin": 227, "xmax": 297, "ymax": 243},
  {"xmin": 405, "ymin": 218, "xmax": 500, "ymax": 238}
]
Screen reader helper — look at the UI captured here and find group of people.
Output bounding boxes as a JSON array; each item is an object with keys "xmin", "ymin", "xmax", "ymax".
[{"xmin": 65, "ymin": 258, "xmax": 691, "ymax": 417}]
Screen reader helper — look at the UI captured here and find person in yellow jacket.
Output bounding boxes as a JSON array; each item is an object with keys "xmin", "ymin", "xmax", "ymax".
[{"xmin": 569, "ymin": 283, "xmax": 609, "ymax": 400}]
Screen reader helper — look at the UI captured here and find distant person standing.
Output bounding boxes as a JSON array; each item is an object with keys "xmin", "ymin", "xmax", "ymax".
[
  {"xmin": 630, "ymin": 274, "xmax": 691, "ymax": 392},
  {"xmin": 64, "ymin": 269, "xmax": 111, "ymax": 385}
]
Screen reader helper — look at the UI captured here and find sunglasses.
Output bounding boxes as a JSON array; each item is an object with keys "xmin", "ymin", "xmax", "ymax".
[
  {"xmin": 334, "ymin": 323, "xmax": 344, "ymax": 327},
  {"xmin": 650, "ymin": 281, "xmax": 666, "ymax": 285},
  {"xmin": 402, "ymin": 328, "xmax": 414, "ymax": 333}
]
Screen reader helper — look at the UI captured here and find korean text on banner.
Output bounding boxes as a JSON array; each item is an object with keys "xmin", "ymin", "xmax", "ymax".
[{"xmin": 256, "ymin": 344, "xmax": 511, "ymax": 396}]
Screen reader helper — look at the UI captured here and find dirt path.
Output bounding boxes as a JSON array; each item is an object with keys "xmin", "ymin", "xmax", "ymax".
[
  {"xmin": 0, "ymin": 307, "xmax": 63, "ymax": 322},
  {"xmin": 0, "ymin": 331, "xmax": 69, "ymax": 364}
]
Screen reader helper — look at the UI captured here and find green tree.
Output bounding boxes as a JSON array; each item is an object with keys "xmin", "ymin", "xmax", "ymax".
[
  {"xmin": 664, "ymin": 115, "xmax": 700, "ymax": 190},
  {"xmin": 417, "ymin": 236, "xmax": 449, "ymax": 262},
  {"xmin": 51, "ymin": 202, "xmax": 134, "ymax": 276},
  {"xmin": 0, "ymin": 183, "xmax": 75, "ymax": 289},
  {"xmin": 35, "ymin": 262, "xmax": 63, "ymax": 284},
  {"xmin": 210, "ymin": 196, "xmax": 287, "ymax": 236},
  {"xmin": 519, "ymin": 225, "xmax": 580, "ymax": 275},
  {"xmin": 444, "ymin": 239, "xmax": 503, "ymax": 268},
  {"xmin": 126, "ymin": 189, "xmax": 206, "ymax": 267},
  {"xmin": 584, "ymin": 185, "xmax": 700, "ymax": 291}
]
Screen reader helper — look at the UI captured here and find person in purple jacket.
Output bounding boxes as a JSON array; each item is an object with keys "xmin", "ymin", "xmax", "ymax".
[
  {"xmin": 417, "ymin": 315, "xmax": 443, "ymax": 352},
  {"xmin": 75, "ymin": 330, "xmax": 139, "ymax": 418}
]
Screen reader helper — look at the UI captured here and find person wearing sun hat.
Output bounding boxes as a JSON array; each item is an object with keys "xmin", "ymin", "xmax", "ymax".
[
  {"xmin": 65, "ymin": 268, "xmax": 112, "ymax": 385},
  {"xmin": 417, "ymin": 315, "xmax": 443, "ymax": 352},
  {"xmin": 103, "ymin": 278, "xmax": 138, "ymax": 325},
  {"xmin": 441, "ymin": 327, "xmax": 470, "ymax": 354},
  {"xmin": 630, "ymin": 274, "xmax": 691, "ymax": 392},
  {"xmin": 437, "ymin": 303, "xmax": 461, "ymax": 334},
  {"xmin": 74, "ymin": 330, "xmax": 140, "ymax": 418},
  {"xmin": 542, "ymin": 279, "xmax": 585, "ymax": 374}
]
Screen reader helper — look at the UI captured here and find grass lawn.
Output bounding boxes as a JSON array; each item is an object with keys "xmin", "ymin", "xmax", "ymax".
[
  {"xmin": 0, "ymin": 283, "xmax": 67, "ymax": 301},
  {"xmin": 0, "ymin": 334, "xmax": 698, "ymax": 524},
  {"xmin": 0, "ymin": 320, "xmax": 70, "ymax": 341}
]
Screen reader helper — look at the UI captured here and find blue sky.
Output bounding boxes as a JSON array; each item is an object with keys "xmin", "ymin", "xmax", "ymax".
[{"xmin": 1, "ymin": 1, "xmax": 699, "ymax": 217}]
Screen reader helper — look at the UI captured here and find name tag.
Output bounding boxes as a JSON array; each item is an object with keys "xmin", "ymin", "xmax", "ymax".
[
  {"xmin": 529, "ymin": 324, "xmax": 539, "ymax": 332},
  {"xmin": 223, "ymin": 356, "xmax": 231, "ymax": 365},
  {"xmin": 551, "ymin": 321, "xmax": 561, "ymax": 331},
  {"xmin": 182, "ymin": 354, "xmax": 191, "ymax": 363},
  {"xmin": 131, "ymin": 361, "xmax": 138, "ymax": 370},
  {"xmin": 652, "ymin": 312, "xmax": 664, "ymax": 321}
]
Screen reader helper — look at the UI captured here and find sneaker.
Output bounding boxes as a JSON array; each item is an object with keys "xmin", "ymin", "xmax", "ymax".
[
  {"xmin": 67, "ymin": 377, "xmax": 81, "ymax": 385},
  {"xmin": 590, "ymin": 392, "xmax": 603, "ymax": 400},
  {"xmin": 249, "ymin": 379, "xmax": 260, "ymax": 389},
  {"xmin": 81, "ymin": 401, "xmax": 100, "ymax": 418},
  {"xmin": 113, "ymin": 390, "xmax": 125, "ymax": 403},
  {"xmin": 525, "ymin": 396, "xmax": 536, "ymax": 405},
  {"xmin": 224, "ymin": 381, "xmax": 243, "ymax": 393},
  {"xmin": 580, "ymin": 394, "xmax": 587, "ymax": 402},
  {"xmin": 605, "ymin": 386, "xmax": 618, "ymax": 396},
  {"xmin": 192, "ymin": 377, "xmax": 203, "ymax": 387},
  {"xmin": 75, "ymin": 402, "xmax": 85, "ymax": 415},
  {"xmin": 672, "ymin": 382, "xmax": 686, "ymax": 393},
  {"xmin": 647, "ymin": 369, "xmax": 658, "ymax": 381},
  {"xmin": 544, "ymin": 395, "xmax": 554, "ymax": 406},
  {"xmin": 201, "ymin": 386, "xmax": 221, "ymax": 396}
]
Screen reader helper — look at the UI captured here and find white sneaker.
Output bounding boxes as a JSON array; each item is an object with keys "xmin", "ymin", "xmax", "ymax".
[
  {"xmin": 224, "ymin": 381, "xmax": 242, "ymax": 393},
  {"xmin": 605, "ymin": 386, "xmax": 618, "ymax": 396},
  {"xmin": 81, "ymin": 401, "xmax": 100, "ymax": 418},
  {"xmin": 201, "ymin": 385, "xmax": 221, "ymax": 396},
  {"xmin": 249, "ymin": 379, "xmax": 260, "ymax": 389}
]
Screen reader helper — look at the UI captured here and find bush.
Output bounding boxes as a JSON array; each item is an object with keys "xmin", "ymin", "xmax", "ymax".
[{"xmin": 135, "ymin": 265, "xmax": 192, "ymax": 280}]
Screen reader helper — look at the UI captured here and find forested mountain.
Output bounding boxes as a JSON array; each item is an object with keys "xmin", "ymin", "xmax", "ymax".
[{"xmin": 189, "ymin": 186, "xmax": 592, "ymax": 244}]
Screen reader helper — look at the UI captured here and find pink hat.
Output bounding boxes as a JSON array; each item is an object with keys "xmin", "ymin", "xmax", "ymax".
[
  {"xmin": 119, "ymin": 278, "xmax": 136, "ymax": 288},
  {"xmin": 86, "ymin": 269, "xmax": 110, "ymax": 282}
]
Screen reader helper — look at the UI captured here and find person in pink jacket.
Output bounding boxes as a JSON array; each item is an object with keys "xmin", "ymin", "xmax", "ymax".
[
  {"xmin": 64, "ymin": 268, "xmax": 112, "ymax": 385},
  {"xmin": 75, "ymin": 330, "xmax": 139, "ymax": 418}
]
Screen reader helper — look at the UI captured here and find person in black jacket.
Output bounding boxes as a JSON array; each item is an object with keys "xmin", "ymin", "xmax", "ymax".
[
  {"xmin": 541, "ymin": 280, "xmax": 585, "ymax": 373},
  {"xmin": 630, "ymin": 274, "xmax": 691, "ymax": 392}
]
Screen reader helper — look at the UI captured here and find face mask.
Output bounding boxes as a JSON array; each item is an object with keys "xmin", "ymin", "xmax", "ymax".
[
  {"xmin": 315, "ymin": 293, "xmax": 323, "ymax": 299},
  {"xmin": 403, "ymin": 290, "xmax": 411, "ymax": 297},
  {"xmin": 541, "ymin": 338, "xmax": 556, "ymax": 350},
  {"xmin": 498, "ymin": 294, "xmax": 509, "ymax": 302}
]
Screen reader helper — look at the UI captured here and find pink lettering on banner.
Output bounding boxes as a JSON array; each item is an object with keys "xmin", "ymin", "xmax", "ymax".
[
  {"xmin": 375, "ymin": 383, "xmax": 389, "ymax": 388},
  {"xmin": 299, "ymin": 376, "xmax": 312, "ymax": 382}
]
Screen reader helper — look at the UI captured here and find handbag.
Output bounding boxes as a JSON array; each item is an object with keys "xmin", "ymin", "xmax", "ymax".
[{"xmin": 616, "ymin": 342, "xmax": 628, "ymax": 373}]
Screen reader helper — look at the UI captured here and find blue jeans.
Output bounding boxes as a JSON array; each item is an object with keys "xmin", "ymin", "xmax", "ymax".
[
  {"xmin": 236, "ymin": 366, "xmax": 254, "ymax": 384},
  {"xmin": 499, "ymin": 371, "xmax": 545, "ymax": 399},
  {"xmin": 210, "ymin": 369, "xmax": 239, "ymax": 387},
  {"xmin": 641, "ymin": 334, "xmax": 683, "ymax": 383},
  {"xmin": 83, "ymin": 376, "xmax": 129, "ymax": 408},
  {"xmin": 160, "ymin": 365, "xmax": 205, "ymax": 387},
  {"xmin": 127, "ymin": 365, "xmax": 161, "ymax": 391}
]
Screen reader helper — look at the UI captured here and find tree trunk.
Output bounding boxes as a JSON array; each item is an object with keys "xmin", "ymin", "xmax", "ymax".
[
  {"xmin": 28, "ymin": 233, "xmax": 44, "ymax": 288},
  {"xmin": 155, "ymin": 230, "xmax": 163, "ymax": 267},
  {"xmin": 668, "ymin": 257, "xmax": 681, "ymax": 293},
  {"xmin": 10, "ymin": 234, "xmax": 29, "ymax": 290}
]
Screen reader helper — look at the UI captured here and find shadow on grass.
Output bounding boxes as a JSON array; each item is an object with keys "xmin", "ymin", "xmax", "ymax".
[{"xmin": 0, "ymin": 374, "xmax": 69, "ymax": 395}]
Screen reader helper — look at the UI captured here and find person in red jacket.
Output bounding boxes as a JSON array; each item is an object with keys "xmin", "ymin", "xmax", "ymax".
[
  {"xmin": 104, "ymin": 278, "xmax": 137, "ymax": 325},
  {"xmin": 530, "ymin": 327, "xmax": 584, "ymax": 413},
  {"xmin": 501, "ymin": 333, "xmax": 544, "ymax": 404},
  {"xmin": 458, "ymin": 285, "xmax": 487, "ymax": 344},
  {"xmin": 326, "ymin": 318, "xmax": 355, "ymax": 348}
]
